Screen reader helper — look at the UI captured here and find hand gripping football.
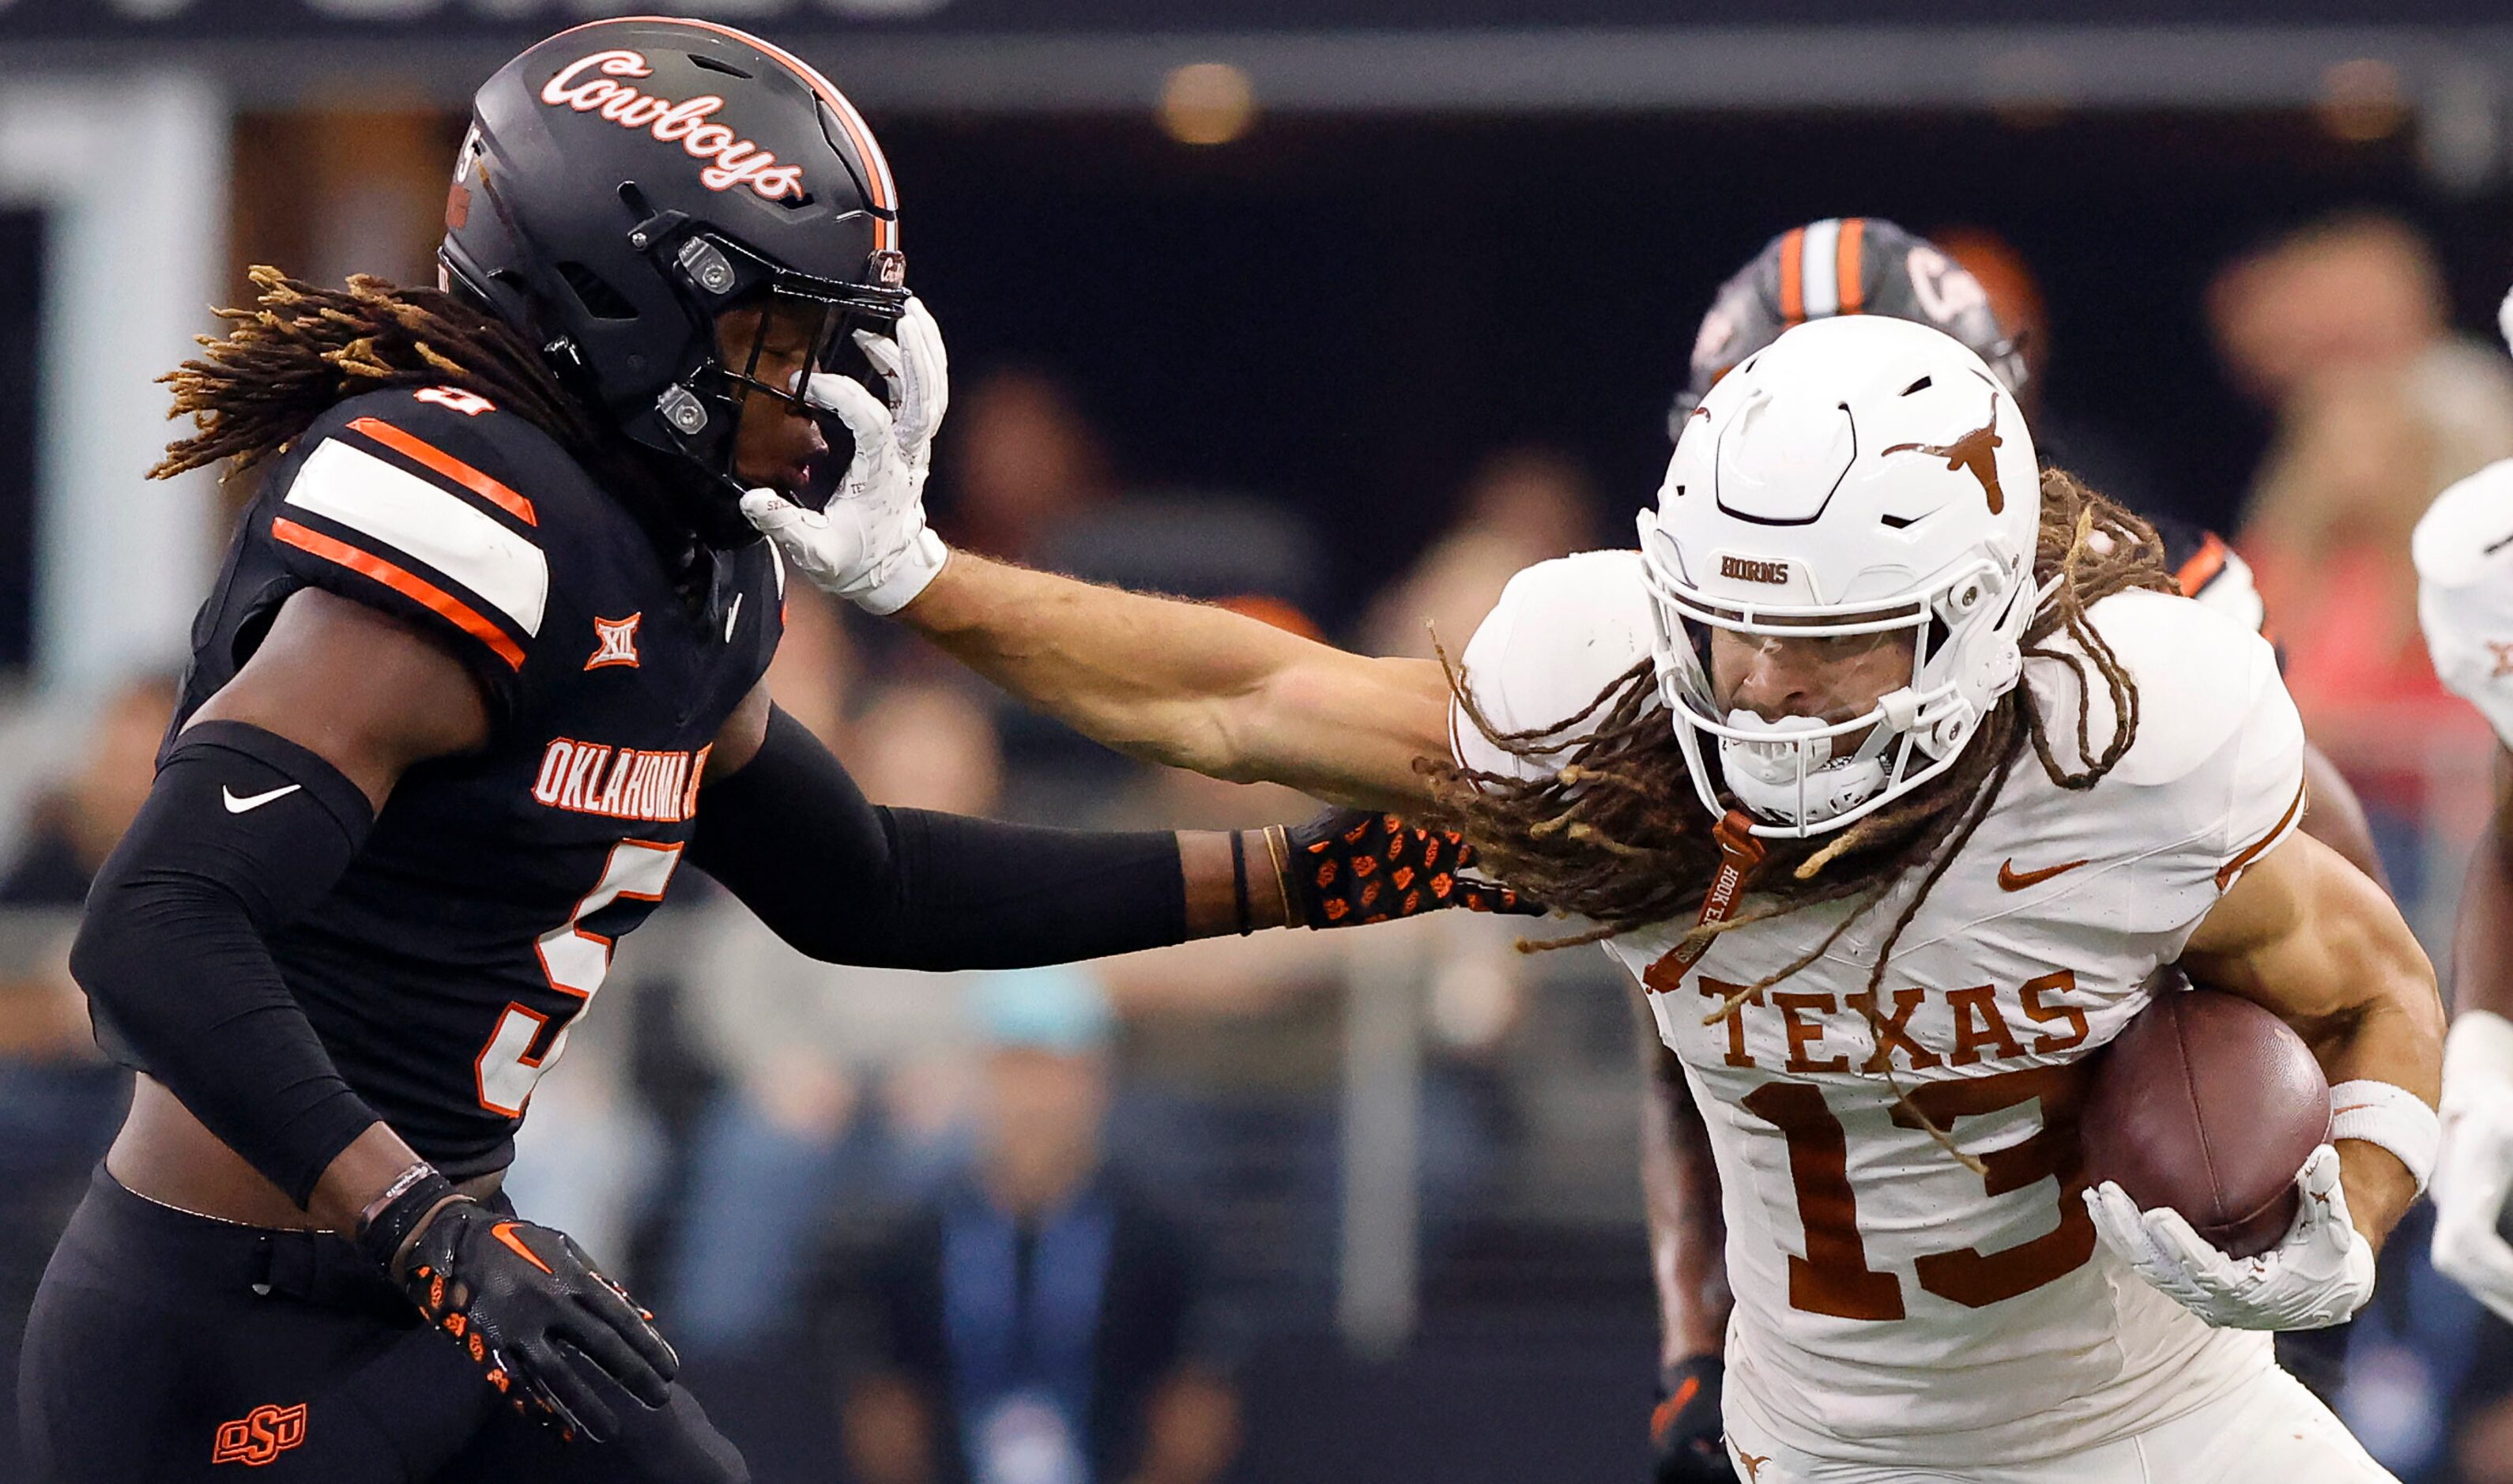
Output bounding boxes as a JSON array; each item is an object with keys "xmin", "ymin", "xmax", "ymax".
[{"xmin": 2080, "ymin": 971, "xmax": 2330, "ymax": 1259}]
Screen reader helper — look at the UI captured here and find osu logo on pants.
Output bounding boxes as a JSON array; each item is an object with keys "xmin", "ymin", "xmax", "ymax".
[{"xmin": 212, "ymin": 1403, "xmax": 307, "ymax": 1467}]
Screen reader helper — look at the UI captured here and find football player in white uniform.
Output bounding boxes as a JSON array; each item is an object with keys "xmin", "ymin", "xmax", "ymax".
[
  {"xmin": 2410, "ymin": 311, "xmax": 2513, "ymax": 1327},
  {"xmin": 755, "ymin": 311, "xmax": 2440, "ymax": 1478},
  {"xmin": 1633, "ymin": 217, "xmax": 2393, "ymax": 1479}
]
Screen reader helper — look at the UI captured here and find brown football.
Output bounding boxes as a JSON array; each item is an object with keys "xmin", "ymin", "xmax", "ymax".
[{"xmin": 2078, "ymin": 972, "xmax": 2330, "ymax": 1260}]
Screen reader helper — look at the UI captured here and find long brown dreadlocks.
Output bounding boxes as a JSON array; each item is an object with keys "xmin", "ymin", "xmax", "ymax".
[
  {"xmin": 1423, "ymin": 466, "xmax": 2176, "ymax": 1003},
  {"xmin": 152, "ymin": 266, "xmax": 602, "ymax": 482}
]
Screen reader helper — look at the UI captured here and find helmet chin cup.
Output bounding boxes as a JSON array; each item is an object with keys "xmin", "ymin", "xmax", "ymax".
[
  {"xmin": 1716, "ymin": 713, "xmax": 1891, "ymax": 827},
  {"xmin": 1722, "ymin": 712, "xmax": 1834, "ymax": 784}
]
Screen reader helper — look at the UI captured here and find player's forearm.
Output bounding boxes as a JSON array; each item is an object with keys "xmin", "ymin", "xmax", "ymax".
[
  {"xmin": 898, "ymin": 552, "xmax": 1445, "ymax": 808},
  {"xmin": 2291, "ymin": 935, "xmax": 2440, "ymax": 1252},
  {"xmin": 2298, "ymin": 921, "xmax": 2440, "ymax": 1252},
  {"xmin": 1633, "ymin": 1000, "xmax": 1728, "ymax": 1363},
  {"xmin": 695, "ymin": 707, "xmax": 1284, "ymax": 965},
  {"xmin": 2188, "ymin": 836, "xmax": 2442, "ymax": 1249}
]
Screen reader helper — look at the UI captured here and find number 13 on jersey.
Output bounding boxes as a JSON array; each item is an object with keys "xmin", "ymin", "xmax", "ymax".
[
  {"xmin": 475, "ymin": 839, "xmax": 682, "ymax": 1116},
  {"xmin": 1744, "ymin": 1065, "xmax": 2095, "ymax": 1320}
]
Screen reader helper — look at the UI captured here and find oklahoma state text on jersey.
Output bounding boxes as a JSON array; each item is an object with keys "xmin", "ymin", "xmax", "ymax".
[{"xmin": 138, "ymin": 386, "xmax": 783, "ymax": 1177}]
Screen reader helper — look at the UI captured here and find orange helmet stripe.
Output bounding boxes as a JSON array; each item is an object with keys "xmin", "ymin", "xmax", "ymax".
[
  {"xmin": 1776, "ymin": 226, "xmax": 1807, "ymax": 324},
  {"xmin": 1837, "ymin": 217, "xmax": 1867, "ymax": 315}
]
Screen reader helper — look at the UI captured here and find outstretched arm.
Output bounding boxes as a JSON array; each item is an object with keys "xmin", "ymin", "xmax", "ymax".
[
  {"xmin": 1631, "ymin": 990, "xmax": 1728, "ymax": 1367},
  {"xmin": 689, "ymin": 687, "xmax": 1519, "ymax": 966},
  {"xmin": 737, "ymin": 302, "xmax": 1451, "ymax": 810},
  {"xmin": 895, "ymin": 552, "xmax": 1452, "ymax": 811}
]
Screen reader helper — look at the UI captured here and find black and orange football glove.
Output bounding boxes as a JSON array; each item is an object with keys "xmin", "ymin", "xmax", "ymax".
[
  {"xmin": 1256, "ymin": 809, "xmax": 1536, "ymax": 929},
  {"xmin": 1650, "ymin": 1354, "xmax": 1735, "ymax": 1483},
  {"xmin": 357, "ymin": 1166, "xmax": 677, "ymax": 1442}
]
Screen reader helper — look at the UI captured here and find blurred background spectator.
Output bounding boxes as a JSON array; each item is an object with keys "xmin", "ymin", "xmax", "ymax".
[
  {"xmin": 665, "ymin": 590, "xmax": 1006, "ymax": 1358},
  {"xmin": 936, "ymin": 370, "xmax": 1119, "ymax": 572},
  {"xmin": 2215, "ymin": 213, "xmax": 2513, "ymax": 744},
  {"xmin": 0, "ymin": 672, "xmax": 168, "ymax": 1465},
  {"xmin": 838, "ymin": 970, "xmax": 1239, "ymax": 1484},
  {"xmin": 1360, "ymin": 447, "xmax": 1599, "ymax": 661}
]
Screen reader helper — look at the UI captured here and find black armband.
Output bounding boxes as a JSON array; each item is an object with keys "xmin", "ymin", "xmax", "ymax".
[
  {"xmin": 71, "ymin": 721, "xmax": 381, "ymax": 1207},
  {"xmin": 689, "ymin": 705, "xmax": 1186, "ymax": 969}
]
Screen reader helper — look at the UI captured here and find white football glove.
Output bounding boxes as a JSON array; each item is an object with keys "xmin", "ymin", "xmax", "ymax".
[
  {"xmin": 2432, "ymin": 1010, "xmax": 2513, "ymax": 1324},
  {"xmin": 740, "ymin": 296, "xmax": 950, "ymax": 615},
  {"xmin": 2083, "ymin": 1143, "xmax": 2375, "ymax": 1331}
]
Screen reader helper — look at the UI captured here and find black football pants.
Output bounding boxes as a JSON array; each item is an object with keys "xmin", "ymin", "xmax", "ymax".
[{"xmin": 18, "ymin": 1169, "xmax": 746, "ymax": 1483}]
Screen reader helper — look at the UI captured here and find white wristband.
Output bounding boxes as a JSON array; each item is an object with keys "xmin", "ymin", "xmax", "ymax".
[{"xmin": 2329, "ymin": 1078, "xmax": 2442, "ymax": 1196}]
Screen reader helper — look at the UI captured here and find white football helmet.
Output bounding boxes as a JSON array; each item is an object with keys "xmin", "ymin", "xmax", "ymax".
[{"xmin": 1637, "ymin": 315, "xmax": 2043, "ymax": 838}]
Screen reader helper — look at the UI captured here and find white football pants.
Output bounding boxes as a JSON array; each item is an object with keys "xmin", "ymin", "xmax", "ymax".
[{"xmin": 1718, "ymin": 1363, "xmax": 2394, "ymax": 1483}]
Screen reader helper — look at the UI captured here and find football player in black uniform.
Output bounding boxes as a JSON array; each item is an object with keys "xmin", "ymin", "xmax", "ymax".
[
  {"xmin": 19, "ymin": 20, "xmax": 1518, "ymax": 1484},
  {"xmin": 1633, "ymin": 218, "xmax": 2391, "ymax": 1482}
]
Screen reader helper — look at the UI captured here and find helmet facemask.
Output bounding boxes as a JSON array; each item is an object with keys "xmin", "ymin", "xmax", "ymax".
[
  {"xmin": 651, "ymin": 228, "xmax": 908, "ymax": 511},
  {"xmin": 1639, "ymin": 315, "xmax": 2044, "ymax": 839},
  {"xmin": 1637, "ymin": 511, "xmax": 2033, "ymax": 841}
]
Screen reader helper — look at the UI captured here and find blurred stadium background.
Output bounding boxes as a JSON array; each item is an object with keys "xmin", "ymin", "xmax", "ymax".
[{"xmin": 5, "ymin": 2, "xmax": 2513, "ymax": 1481}]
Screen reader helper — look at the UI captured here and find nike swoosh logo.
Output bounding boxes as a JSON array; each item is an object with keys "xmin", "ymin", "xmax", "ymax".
[
  {"xmin": 1999, "ymin": 857, "xmax": 2089, "ymax": 891},
  {"xmin": 489, "ymin": 1221, "xmax": 555, "ymax": 1276},
  {"xmin": 222, "ymin": 784, "xmax": 302, "ymax": 814}
]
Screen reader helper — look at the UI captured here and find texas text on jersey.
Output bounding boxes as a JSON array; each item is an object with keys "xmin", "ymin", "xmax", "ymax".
[
  {"xmin": 122, "ymin": 382, "xmax": 781, "ymax": 1179},
  {"xmin": 1458, "ymin": 553, "xmax": 2310, "ymax": 1466}
]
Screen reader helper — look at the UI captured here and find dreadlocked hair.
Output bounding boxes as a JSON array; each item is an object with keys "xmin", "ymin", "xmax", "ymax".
[
  {"xmin": 1421, "ymin": 466, "xmax": 2176, "ymax": 974},
  {"xmin": 152, "ymin": 266, "xmax": 603, "ymax": 481},
  {"xmin": 1421, "ymin": 468, "xmax": 2174, "ymax": 1172}
]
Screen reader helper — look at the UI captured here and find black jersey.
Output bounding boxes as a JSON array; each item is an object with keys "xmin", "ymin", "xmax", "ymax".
[
  {"xmin": 2146, "ymin": 511, "xmax": 2267, "ymax": 635},
  {"xmin": 154, "ymin": 384, "xmax": 783, "ymax": 1179}
]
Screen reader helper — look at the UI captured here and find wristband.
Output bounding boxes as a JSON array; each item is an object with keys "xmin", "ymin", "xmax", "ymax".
[
  {"xmin": 353, "ymin": 1162, "xmax": 462, "ymax": 1278},
  {"xmin": 1230, "ymin": 830, "xmax": 1253, "ymax": 936},
  {"xmin": 1259, "ymin": 824, "xmax": 1294, "ymax": 924},
  {"xmin": 2328, "ymin": 1079, "xmax": 2442, "ymax": 1196}
]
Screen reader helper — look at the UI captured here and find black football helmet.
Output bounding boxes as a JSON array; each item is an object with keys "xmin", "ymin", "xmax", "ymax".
[
  {"xmin": 1671, "ymin": 217, "xmax": 2029, "ymax": 439},
  {"xmin": 440, "ymin": 17, "xmax": 906, "ymax": 541}
]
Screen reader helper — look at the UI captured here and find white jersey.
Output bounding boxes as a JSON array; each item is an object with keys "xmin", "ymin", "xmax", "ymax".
[
  {"xmin": 2416, "ymin": 458, "xmax": 2513, "ymax": 744},
  {"xmin": 1455, "ymin": 552, "xmax": 2308, "ymax": 1467}
]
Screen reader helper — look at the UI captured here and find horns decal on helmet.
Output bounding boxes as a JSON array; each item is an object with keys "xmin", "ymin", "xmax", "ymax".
[{"xmin": 1883, "ymin": 394, "xmax": 2006, "ymax": 514}]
